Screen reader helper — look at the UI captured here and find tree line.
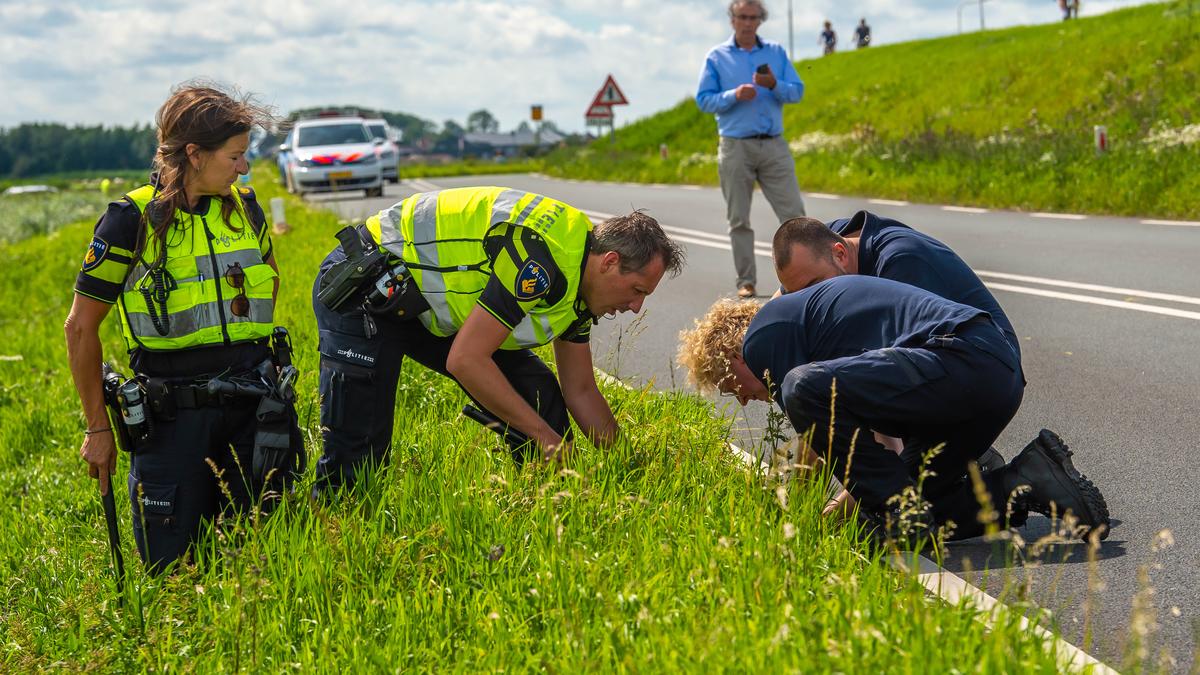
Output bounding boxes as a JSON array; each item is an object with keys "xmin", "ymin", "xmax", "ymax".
[
  {"xmin": 0, "ymin": 123, "xmax": 157, "ymax": 179},
  {"xmin": 1, "ymin": 107, "xmax": 573, "ymax": 179}
]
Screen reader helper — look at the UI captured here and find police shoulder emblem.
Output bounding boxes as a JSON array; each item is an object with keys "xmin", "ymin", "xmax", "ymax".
[
  {"xmin": 82, "ymin": 237, "xmax": 109, "ymax": 272},
  {"xmin": 514, "ymin": 259, "xmax": 551, "ymax": 300},
  {"xmin": 238, "ymin": 186, "xmax": 253, "ymax": 196}
]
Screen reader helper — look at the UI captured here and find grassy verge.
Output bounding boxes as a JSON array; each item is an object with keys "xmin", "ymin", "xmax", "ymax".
[
  {"xmin": 544, "ymin": 3, "xmax": 1200, "ymax": 218},
  {"xmin": 398, "ymin": 159, "xmax": 543, "ymax": 180},
  {"xmin": 0, "ymin": 178, "xmax": 1112, "ymax": 671}
]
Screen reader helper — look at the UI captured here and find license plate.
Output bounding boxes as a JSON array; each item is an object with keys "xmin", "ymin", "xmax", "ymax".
[{"xmin": 328, "ymin": 171, "xmax": 352, "ymax": 179}]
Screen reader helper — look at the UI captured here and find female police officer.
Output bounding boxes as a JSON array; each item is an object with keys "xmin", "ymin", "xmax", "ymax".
[{"xmin": 64, "ymin": 84, "xmax": 303, "ymax": 572}]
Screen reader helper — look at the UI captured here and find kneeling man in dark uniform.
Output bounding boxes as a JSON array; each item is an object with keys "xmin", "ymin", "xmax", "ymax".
[{"xmin": 679, "ymin": 276, "xmax": 1110, "ymax": 543}]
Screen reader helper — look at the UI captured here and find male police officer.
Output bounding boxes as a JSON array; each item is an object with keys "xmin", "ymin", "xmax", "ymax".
[
  {"xmin": 772, "ymin": 212, "xmax": 1020, "ymax": 359},
  {"xmin": 678, "ymin": 279, "xmax": 1110, "ymax": 544},
  {"xmin": 312, "ymin": 187, "xmax": 685, "ymax": 496},
  {"xmin": 772, "ymin": 211, "xmax": 1015, "ymax": 494}
]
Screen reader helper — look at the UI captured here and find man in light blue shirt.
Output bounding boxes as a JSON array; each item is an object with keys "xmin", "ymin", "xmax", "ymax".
[{"xmin": 697, "ymin": 0, "xmax": 807, "ymax": 298}]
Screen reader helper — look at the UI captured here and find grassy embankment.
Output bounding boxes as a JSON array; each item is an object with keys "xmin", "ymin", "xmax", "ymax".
[
  {"xmin": 544, "ymin": 2, "xmax": 1199, "ymax": 218},
  {"xmin": 0, "ymin": 176, "xmax": 1115, "ymax": 671}
]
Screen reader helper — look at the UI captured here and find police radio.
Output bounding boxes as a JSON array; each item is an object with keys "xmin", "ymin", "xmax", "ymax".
[
  {"xmin": 316, "ymin": 223, "xmax": 410, "ymax": 312},
  {"xmin": 316, "ymin": 225, "xmax": 393, "ymax": 312}
]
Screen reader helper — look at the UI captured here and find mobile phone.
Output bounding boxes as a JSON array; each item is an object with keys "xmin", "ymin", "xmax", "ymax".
[{"xmin": 756, "ymin": 64, "xmax": 770, "ymax": 74}]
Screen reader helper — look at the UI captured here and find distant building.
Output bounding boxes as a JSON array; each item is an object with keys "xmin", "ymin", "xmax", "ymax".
[{"xmin": 461, "ymin": 128, "xmax": 566, "ymax": 158}]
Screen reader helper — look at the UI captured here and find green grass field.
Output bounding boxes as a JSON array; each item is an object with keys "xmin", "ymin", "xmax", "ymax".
[
  {"xmin": 543, "ymin": 2, "xmax": 1200, "ymax": 218},
  {"xmin": 0, "ymin": 175, "xmax": 1155, "ymax": 671}
]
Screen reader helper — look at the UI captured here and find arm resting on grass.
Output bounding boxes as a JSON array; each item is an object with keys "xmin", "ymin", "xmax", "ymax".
[
  {"xmin": 64, "ymin": 294, "xmax": 118, "ymax": 496},
  {"xmin": 553, "ymin": 339, "xmax": 618, "ymax": 449}
]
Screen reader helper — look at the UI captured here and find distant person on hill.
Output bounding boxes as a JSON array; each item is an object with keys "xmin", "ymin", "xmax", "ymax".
[
  {"xmin": 1059, "ymin": 0, "xmax": 1080, "ymax": 19},
  {"xmin": 820, "ymin": 21, "xmax": 837, "ymax": 55},
  {"xmin": 853, "ymin": 18, "xmax": 871, "ymax": 48},
  {"xmin": 696, "ymin": 0, "xmax": 808, "ymax": 299}
]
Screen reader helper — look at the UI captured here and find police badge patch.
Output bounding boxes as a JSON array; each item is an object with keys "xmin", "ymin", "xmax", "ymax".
[
  {"xmin": 514, "ymin": 259, "xmax": 550, "ymax": 300},
  {"xmin": 82, "ymin": 237, "xmax": 109, "ymax": 272}
]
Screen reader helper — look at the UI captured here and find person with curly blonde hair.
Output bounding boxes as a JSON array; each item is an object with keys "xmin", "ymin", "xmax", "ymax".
[{"xmin": 678, "ymin": 276, "xmax": 1110, "ymax": 544}]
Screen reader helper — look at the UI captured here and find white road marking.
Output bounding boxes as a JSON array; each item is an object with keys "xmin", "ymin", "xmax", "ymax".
[
  {"xmin": 681, "ymin": 185, "xmax": 703, "ymax": 191},
  {"xmin": 942, "ymin": 205, "xmax": 988, "ymax": 213},
  {"xmin": 985, "ymin": 282, "xmax": 1200, "ymax": 321},
  {"xmin": 899, "ymin": 555, "xmax": 1118, "ymax": 674},
  {"xmin": 1031, "ymin": 212, "xmax": 1088, "ymax": 220},
  {"xmin": 1142, "ymin": 218, "xmax": 1200, "ymax": 227},
  {"xmin": 977, "ymin": 270, "xmax": 1200, "ymax": 306},
  {"xmin": 806, "ymin": 192, "xmax": 841, "ymax": 199},
  {"xmin": 869, "ymin": 198, "xmax": 909, "ymax": 206},
  {"xmin": 404, "ymin": 178, "xmax": 441, "ymax": 193}
]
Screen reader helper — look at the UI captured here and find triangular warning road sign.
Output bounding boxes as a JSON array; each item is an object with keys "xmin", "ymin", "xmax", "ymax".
[
  {"xmin": 585, "ymin": 104, "xmax": 613, "ymax": 119},
  {"xmin": 590, "ymin": 75, "xmax": 628, "ymax": 107}
]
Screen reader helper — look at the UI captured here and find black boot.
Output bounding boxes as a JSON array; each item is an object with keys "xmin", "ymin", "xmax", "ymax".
[
  {"xmin": 1003, "ymin": 429, "xmax": 1110, "ymax": 541},
  {"xmin": 977, "ymin": 446, "xmax": 1005, "ymax": 474}
]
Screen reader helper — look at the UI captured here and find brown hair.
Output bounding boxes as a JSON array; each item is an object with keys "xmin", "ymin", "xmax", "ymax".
[
  {"xmin": 772, "ymin": 217, "xmax": 844, "ymax": 270},
  {"xmin": 593, "ymin": 210, "xmax": 686, "ymax": 278},
  {"xmin": 139, "ymin": 82, "xmax": 273, "ymax": 267},
  {"xmin": 676, "ymin": 298, "xmax": 761, "ymax": 393}
]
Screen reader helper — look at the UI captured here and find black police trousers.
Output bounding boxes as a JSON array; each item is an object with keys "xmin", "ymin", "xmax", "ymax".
[
  {"xmin": 128, "ymin": 391, "xmax": 303, "ymax": 573},
  {"xmin": 311, "ymin": 246, "xmax": 572, "ymax": 497},
  {"xmin": 778, "ymin": 317, "xmax": 1024, "ymax": 539}
]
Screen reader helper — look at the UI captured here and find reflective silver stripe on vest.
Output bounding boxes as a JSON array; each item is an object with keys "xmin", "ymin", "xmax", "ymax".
[
  {"xmin": 212, "ymin": 249, "xmax": 267, "ymax": 276},
  {"xmin": 126, "ymin": 297, "xmax": 273, "ymax": 338},
  {"xmin": 512, "ymin": 194, "xmax": 543, "ymax": 226},
  {"xmin": 489, "ymin": 189, "xmax": 543, "ymax": 228},
  {"xmin": 510, "ymin": 311, "xmax": 556, "ymax": 347},
  {"xmin": 123, "ymin": 249, "xmax": 266, "ymax": 292},
  {"xmin": 409, "ymin": 192, "xmax": 454, "ymax": 333},
  {"xmin": 377, "ymin": 202, "xmax": 408, "ymax": 257},
  {"xmin": 490, "ymin": 189, "xmax": 523, "ymax": 227}
]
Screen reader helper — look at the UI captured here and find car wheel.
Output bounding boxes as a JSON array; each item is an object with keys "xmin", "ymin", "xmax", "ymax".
[{"xmin": 366, "ymin": 185, "xmax": 384, "ymax": 198}]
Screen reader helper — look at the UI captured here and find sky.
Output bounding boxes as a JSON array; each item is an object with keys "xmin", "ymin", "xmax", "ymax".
[{"xmin": 0, "ymin": 0, "xmax": 1156, "ymax": 135}]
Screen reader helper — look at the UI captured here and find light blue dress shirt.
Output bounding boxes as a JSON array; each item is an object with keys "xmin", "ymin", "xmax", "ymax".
[{"xmin": 695, "ymin": 36, "xmax": 805, "ymax": 138}]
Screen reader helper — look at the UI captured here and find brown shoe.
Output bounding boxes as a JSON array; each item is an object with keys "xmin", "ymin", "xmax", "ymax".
[{"xmin": 737, "ymin": 283, "xmax": 756, "ymax": 299}]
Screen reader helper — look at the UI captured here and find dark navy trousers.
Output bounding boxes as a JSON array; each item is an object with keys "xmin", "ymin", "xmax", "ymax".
[
  {"xmin": 779, "ymin": 317, "xmax": 1024, "ymax": 539},
  {"xmin": 311, "ymin": 246, "xmax": 571, "ymax": 496}
]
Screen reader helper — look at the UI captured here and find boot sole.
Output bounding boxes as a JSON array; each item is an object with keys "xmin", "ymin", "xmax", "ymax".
[{"xmin": 1032, "ymin": 429, "xmax": 1111, "ymax": 541}]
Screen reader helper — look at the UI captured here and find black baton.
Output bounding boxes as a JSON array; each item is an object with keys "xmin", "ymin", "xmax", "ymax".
[
  {"xmin": 462, "ymin": 404, "xmax": 531, "ymax": 448},
  {"xmin": 101, "ymin": 475, "xmax": 125, "ymax": 600}
]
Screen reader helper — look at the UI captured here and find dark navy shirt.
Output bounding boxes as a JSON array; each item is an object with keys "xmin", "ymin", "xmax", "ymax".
[
  {"xmin": 743, "ymin": 276, "xmax": 985, "ymax": 405},
  {"xmin": 829, "ymin": 210, "xmax": 1020, "ymax": 359}
]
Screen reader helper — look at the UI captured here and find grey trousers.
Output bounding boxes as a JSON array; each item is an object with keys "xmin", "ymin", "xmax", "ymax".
[{"xmin": 717, "ymin": 135, "xmax": 806, "ymax": 288}]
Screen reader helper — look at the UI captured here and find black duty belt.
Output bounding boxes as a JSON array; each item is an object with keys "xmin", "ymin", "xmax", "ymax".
[
  {"xmin": 145, "ymin": 377, "xmax": 261, "ymax": 411},
  {"xmin": 745, "ymin": 133, "xmax": 779, "ymax": 140}
]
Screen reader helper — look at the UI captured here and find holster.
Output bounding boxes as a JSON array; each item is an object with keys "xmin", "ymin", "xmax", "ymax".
[{"xmin": 251, "ymin": 362, "xmax": 305, "ymax": 502}]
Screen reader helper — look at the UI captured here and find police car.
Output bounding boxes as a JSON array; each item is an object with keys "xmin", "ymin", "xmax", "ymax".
[
  {"xmin": 363, "ymin": 118, "xmax": 400, "ymax": 184},
  {"xmin": 280, "ymin": 116, "xmax": 384, "ymax": 197}
]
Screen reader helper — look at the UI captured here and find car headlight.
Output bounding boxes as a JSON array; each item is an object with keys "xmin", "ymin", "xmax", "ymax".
[
  {"xmin": 297, "ymin": 158, "xmax": 316, "ymax": 168},
  {"xmin": 357, "ymin": 155, "xmax": 378, "ymax": 165},
  {"xmin": 379, "ymin": 149, "xmax": 395, "ymax": 160}
]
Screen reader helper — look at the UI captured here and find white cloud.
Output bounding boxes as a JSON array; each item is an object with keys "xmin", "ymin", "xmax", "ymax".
[{"xmin": 0, "ymin": 0, "xmax": 1159, "ymax": 132}]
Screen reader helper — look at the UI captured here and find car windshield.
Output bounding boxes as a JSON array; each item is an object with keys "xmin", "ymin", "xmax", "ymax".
[
  {"xmin": 366, "ymin": 124, "xmax": 387, "ymax": 140},
  {"xmin": 297, "ymin": 123, "xmax": 370, "ymax": 147}
]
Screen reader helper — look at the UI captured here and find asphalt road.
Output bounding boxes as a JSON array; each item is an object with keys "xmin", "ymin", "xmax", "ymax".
[{"xmin": 312, "ymin": 174, "xmax": 1199, "ymax": 671}]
